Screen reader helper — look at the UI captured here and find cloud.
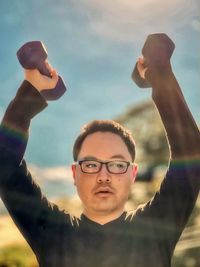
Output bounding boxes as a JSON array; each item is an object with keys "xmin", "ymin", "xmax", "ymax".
[
  {"xmin": 27, "ymin": 164, "xmax": 77, "ymax": 199},
  {"xmin": 0, "ymin": 164, "xmax": 80, "ymax": 215},
  {"xmin": 78, "ymin": 0, "xmax": 199, "ymax": 43},
  {"xmin": 191, "ymin": 19, "xmax": 200, "ymax": 32},
  {"xmin": 0, "ymin": 107, "xmax": 3, "ymax": 121},
  {"xmin": 0, "ymin": 164, "xmax": 76, "ymax": 214},
  {"xmin": 29, "ymin": 164, "xmax": 73, "ymax": 182}
]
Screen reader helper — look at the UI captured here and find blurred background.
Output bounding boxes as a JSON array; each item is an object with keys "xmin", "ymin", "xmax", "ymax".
[{"xmin": 0, "ymin": 0, "xmax": 199, "ymax": 266}]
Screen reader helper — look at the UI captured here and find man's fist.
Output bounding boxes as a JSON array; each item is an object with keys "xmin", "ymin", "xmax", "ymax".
[{"xmin": 24, "ymin": 61, "xmax": 59, "ymax": 92}]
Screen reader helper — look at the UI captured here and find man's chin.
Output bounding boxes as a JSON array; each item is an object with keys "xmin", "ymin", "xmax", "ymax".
[{"xmin": 92, "ymin": 201, "xmax": 117, "ymax": 214}]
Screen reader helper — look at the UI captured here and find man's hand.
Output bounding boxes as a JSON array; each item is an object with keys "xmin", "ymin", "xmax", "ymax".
[
  {"xmin": 24, "ymin": 61, "xmax": 59, "ymax": 92},
  {"xmin": 135, "ymin": 35, "xmax": 200, "ymax": 160},
  {"xmin": 136, "ymin": 57, "xmax": 147, "ymax": 80},
  {"xmin": 136, "ymin": 56, "xmax": 172, "ymax": 87},
  {"xmin": 133, "ymin": 34, "xmax": 175, "ymax": 88}
]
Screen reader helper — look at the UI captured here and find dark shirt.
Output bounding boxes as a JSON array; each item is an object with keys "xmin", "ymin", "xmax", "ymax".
[{"xmin": 0, "ymin": 81, "xmax": 200, "ymax": 267}]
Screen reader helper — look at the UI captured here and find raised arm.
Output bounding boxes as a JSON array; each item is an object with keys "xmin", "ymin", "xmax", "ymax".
[
  {"xmin": 0, "ymin": 64, "xmax": 59, "ymax": 253},
  {"xmin": 135, "ymin": 34, "xmax": 200, "ymax": 255},
  {"xmin": 0, "ymin": 64, "xmax": 58, "ymax": 165},
  {"xmin": 136, "ymin": 38, "xmax": 200, "ymax": 160}
]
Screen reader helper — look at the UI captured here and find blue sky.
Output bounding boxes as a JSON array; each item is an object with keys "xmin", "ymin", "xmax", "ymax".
[{"xmin": 0, "ymin": 0, "xmax": 200, "ymax": 171}]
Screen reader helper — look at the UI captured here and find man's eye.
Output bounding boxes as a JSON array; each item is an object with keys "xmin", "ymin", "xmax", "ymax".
[
  {"xmin": 85, "ymin": 162, "xmax": 98, "ymax": 168},
  {"xmin": 109, "ymin": 162, "xmax": 125, "ymax": 168},
  {"xmin": 116, "ymin": 163, "xmax": 125, "ymax": 168}
]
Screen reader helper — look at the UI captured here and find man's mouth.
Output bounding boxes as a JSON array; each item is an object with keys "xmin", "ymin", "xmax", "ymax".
[{"xmin": 94, "ymin": 187, "xmax": 114, "ymax": 197}]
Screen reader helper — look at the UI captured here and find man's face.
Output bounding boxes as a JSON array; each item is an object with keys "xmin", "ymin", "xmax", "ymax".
[{"xmin": 72, "ymin": 132, "xmax": 138, "ymax": 221}]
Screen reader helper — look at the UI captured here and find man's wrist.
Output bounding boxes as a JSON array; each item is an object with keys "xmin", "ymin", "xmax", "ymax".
[
  {"xmin": 145, "ymin": 62, "xmax": 173, "ymax": 87},
  {"xmin": 16, "ymin": 80, "xmax": 48, "ymax": 118},
  {"xmin": 1, "ymin": 80, "xmax": 48, "ymax": 133}
]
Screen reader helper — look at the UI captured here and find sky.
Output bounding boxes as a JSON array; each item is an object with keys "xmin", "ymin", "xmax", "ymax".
[{"xmin": 0, "ymin": 0, "xmax": 200, "ymax": 185}]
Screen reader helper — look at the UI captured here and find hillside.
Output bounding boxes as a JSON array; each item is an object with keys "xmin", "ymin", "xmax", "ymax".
[{"xmin": 116, "ymin": 100, "xmax": 168, "ymax": 174}]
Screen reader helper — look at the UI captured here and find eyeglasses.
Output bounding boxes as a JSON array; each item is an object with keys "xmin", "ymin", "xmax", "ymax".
[{"xmin": 77, "ymin": 159, "xmax": 134, "ymax": 174}]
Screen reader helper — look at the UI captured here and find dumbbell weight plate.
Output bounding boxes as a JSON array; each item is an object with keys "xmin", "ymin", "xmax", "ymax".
[
  {"xmin": 17, "ymin": 41, "xmax": 67, "ymax": 101},
  {"xmin": 40, "ymin": 76, "xmax": 66, "ymax": 101}
]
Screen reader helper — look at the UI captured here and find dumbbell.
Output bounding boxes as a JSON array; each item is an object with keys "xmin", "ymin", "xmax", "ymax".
[
  {"xmin": 132, "ymin": 33, "xmax": 175, "ymax": 88},
  {"xmin": 17, "ymin": 41, "xmax": 67, "ymax": 101}
]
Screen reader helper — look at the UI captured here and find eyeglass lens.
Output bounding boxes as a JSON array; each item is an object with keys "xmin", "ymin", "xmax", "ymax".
[{"xmin": 80, "ymin": 160, "xmax": 129, "ymax": 174}]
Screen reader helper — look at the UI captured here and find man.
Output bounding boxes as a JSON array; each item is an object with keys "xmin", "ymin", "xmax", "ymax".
[{"xmin": 0, "ymin": 36, "xmax": 200, "ymax": 267}]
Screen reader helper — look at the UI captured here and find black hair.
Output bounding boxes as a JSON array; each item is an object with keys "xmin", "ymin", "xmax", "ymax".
[{"xmin": 73, "ymin": 120, "xmax": 135, "ymax": 161}]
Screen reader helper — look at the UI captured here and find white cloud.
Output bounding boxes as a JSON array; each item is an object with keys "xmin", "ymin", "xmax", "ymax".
[
  {"xmin": 79, "ymin": 0, "xmax": 198, "ymax": 43},
  {"xmin": 28, "ymin": 164, "xmax": 76, "ymax": 199},
  {"xmin": 29, "ymin": 164, "xmax": 73, "ymax": 182},
  {"xmin": 0, "ymin": 107, "xmax": 3, "ymax": 121},
  {"xmin": 191, "ymin": 20, "xmax": 200, "ymax": 32},
  {"xmin": 0, "ymin": 163, "xmax": 79, "ymax": 214}
]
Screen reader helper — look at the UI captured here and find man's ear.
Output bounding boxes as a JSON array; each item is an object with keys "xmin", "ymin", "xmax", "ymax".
[
  {"xmin": 131, "ymin": 163, "xmax": 138, "ymax": 184},
  {"xmin": 71, "ymin": 164, "xmax": 77, "ymax": 185}
]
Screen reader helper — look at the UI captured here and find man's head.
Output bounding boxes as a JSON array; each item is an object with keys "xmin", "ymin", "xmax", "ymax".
[
  {"xmin": 71, "ymin": 120, "xmax": 138, "ymax": 224},
  {"xmin": 73, "ymin": 120, "xmax": 136, "ymax": 162}
]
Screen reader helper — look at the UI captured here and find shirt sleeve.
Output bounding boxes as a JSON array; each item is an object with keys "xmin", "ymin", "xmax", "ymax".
[
  {"xmin": 139, "ymin": 69, "xmax": 200, "ymax": 256},
  {"xmin": 139, "ymin": 156, "xmax": 200, "ymax": 260},
  {"xmin": 0, "ymin": 159, "xmax": 56, "ymax": 253},
  {"xmin": 0, "ymin": 80, "xmax": 47, "ymax": 163},
  {"xmin": 0, "ymin": 81, "xmax": 78, "ymax": 259},
  {"xmin": 0, "ymin": 81, "xmax": 50, "ymax": 253}
]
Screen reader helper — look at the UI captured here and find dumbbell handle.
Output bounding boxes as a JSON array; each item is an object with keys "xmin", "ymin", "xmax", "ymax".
[
  {"xmin": 17, "ymin": 41, "xmax": 67, "ymax": 101},
  {"xmin": 132, "ymin": 33, "xmax": 175, "ymax": 88}
]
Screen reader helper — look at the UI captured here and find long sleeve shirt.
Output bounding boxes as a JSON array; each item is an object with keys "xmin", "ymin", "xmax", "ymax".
[{"xmin": 0, "ymin": 79, "xmax": 200, "ymax": 267}]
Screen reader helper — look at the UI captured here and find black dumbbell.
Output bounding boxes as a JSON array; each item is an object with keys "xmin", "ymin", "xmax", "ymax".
[
  {"xmin": 132, "ymin": 33, "xmax": 175, "ymax": 88},
  {"xmin": 17, "ymin": 41, "xmax": 67, "ymax": 101}
]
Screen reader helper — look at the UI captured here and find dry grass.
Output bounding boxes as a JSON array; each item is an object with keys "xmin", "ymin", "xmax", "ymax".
[{"xmin": 0, "ymin": 215, "xmax": 27, "ymax": 248}]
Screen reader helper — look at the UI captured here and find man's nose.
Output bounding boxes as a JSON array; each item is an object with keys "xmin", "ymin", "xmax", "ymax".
[{"xmin": 96, "ymin": 164, "xmax": 112, "ymax": 184}]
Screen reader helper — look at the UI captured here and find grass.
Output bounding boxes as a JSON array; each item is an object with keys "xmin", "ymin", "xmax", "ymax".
[
  {"xmin": 0, "ymin": 215, "xmax": 37, "ymax": 267},
  {"xmin": 0, "ymin": 244, "xmax": 37, "ymax": 267}
]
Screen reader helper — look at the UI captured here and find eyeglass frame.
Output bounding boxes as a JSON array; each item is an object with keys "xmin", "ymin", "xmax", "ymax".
[{"xmin": 76, "ymin": 159, "xmax": 134, "ymax": 174}]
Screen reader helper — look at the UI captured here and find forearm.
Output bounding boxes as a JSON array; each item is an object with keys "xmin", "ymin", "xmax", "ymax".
[
  {"xmin": 149, "ymin": 65, "xmax": 200, "ymax": 160},
  {"xmin": 0, "ymin": 80, "xmax": 47, "ymax": 163}
]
